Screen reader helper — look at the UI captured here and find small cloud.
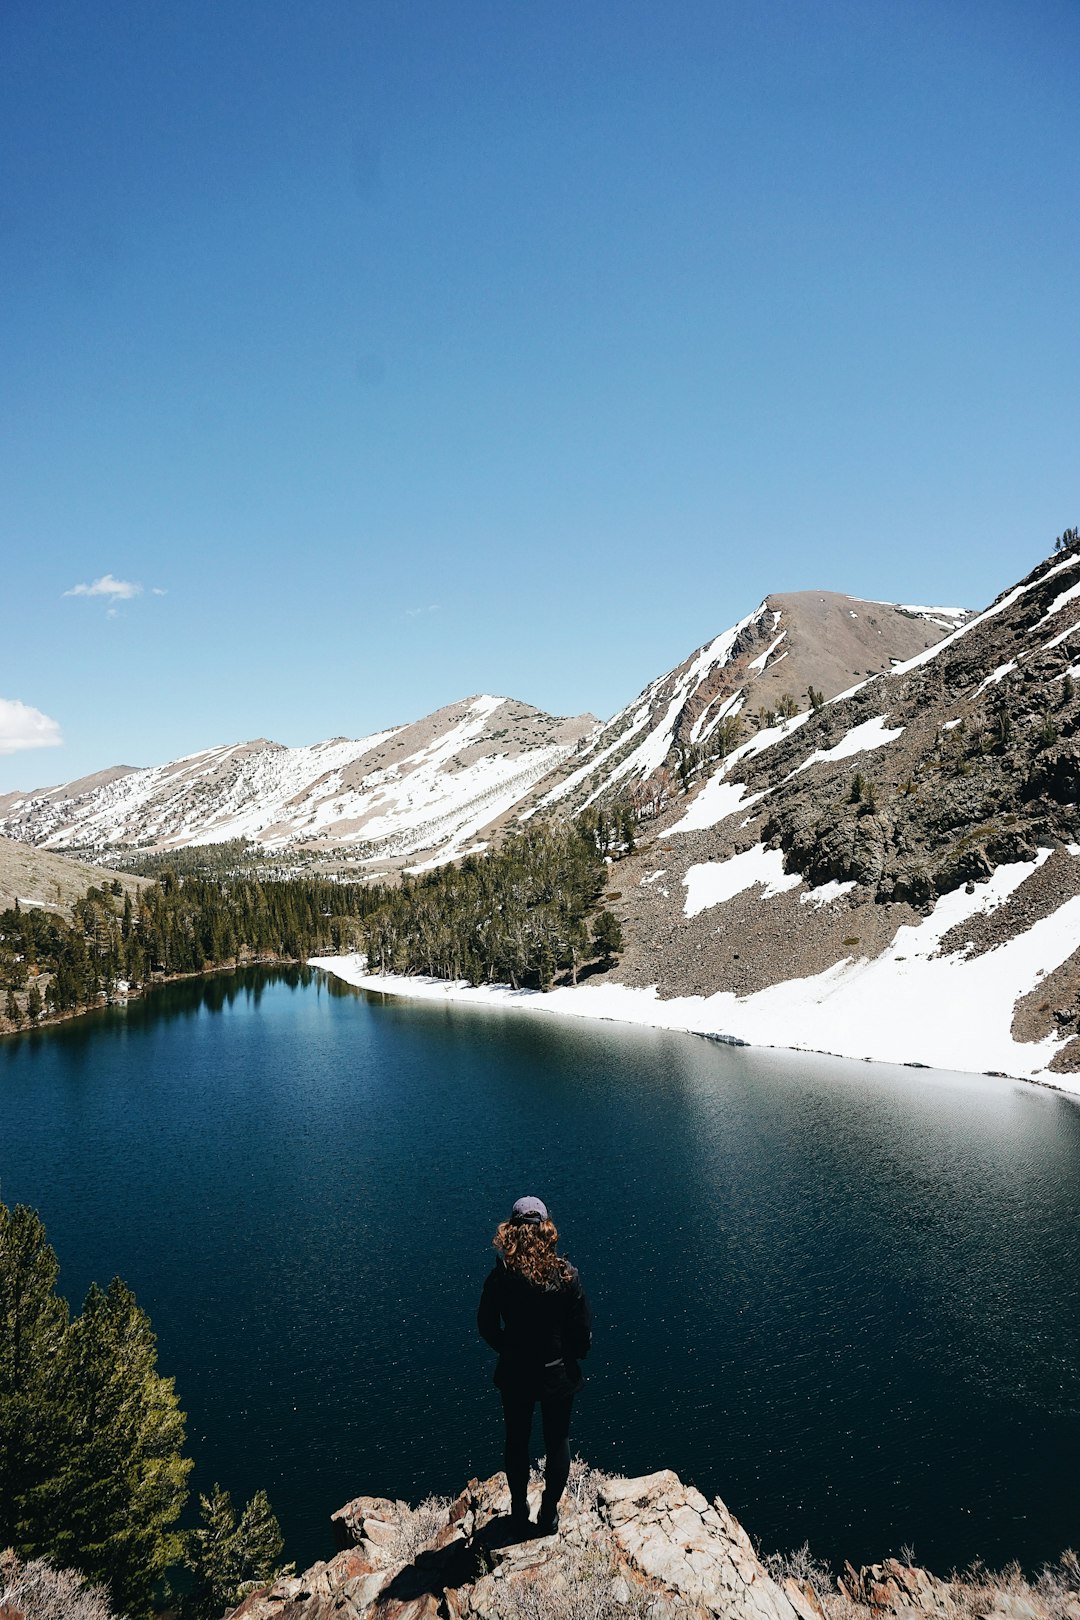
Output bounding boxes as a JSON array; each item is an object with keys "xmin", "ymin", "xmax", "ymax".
[
  {"xmin": 405, "ymin": 603, "xmax": 440, "ymax": 618},
  {"xmin": 0, "ymin": 697, "xmax": 63, "ymax": 757},
  {"xmin": 64, "ymin": 573, "xmax": 143, "ymax": 601},
  {"xmin": 151, "ymin": 586, "xmax": 167, "ymax": 596}
]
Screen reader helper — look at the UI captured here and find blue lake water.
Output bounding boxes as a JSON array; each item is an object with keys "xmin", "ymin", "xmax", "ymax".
[{"xmin": 1, "ymin": 967, "xmax": 1077, "ymax": 1575}]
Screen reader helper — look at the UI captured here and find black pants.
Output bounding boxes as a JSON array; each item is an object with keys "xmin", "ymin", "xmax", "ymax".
[{"xmin": 500, "ymin": 1386, "xmax": 575, "ymax": 1512}]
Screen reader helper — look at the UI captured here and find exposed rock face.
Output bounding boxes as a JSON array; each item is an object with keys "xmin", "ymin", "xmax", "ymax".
[
  {"xmin": 837, "ymin": 1557, "xmax": 1080, "ymax": 1620},
  {"xmin": 0, "ymin": 594, "xmax": 956, "ymax": 875},
  {"xmin": 525, "ymin": 595, "xmax": 961, "ymax": 822},
  {"xmin": 228, "ymin": 1466, "xmax": 805, "ymax": 1620},
  {"xmin": 598, "ymin": 541, "xmax": 1080, "ymax": 1075},
  {"xmin": 226, "ymin": 1469, "xmax": 1080, "ymax": 1620}
]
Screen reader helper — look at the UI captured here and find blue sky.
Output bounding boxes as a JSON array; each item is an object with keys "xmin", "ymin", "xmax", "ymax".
[{"xmin": 2, "ymin": 0, "xmax": 1077, "ymax": 789}]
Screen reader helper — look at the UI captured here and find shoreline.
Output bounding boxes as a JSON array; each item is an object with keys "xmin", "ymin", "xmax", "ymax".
[
  {"xmin": 309, "ymin": 953, "xmax": 1080, "ymax": 1100},
  {"xmin": 0, "ymin": 953, "xmax": 300, "ymax": 1041}
]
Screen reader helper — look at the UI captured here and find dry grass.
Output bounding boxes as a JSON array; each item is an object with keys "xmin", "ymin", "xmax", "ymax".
[
  {"xmin": 527, "ymin": 1456, "xmax": 612, "ymax": 1516},
  {"xmin": 762, "ymin": 1540, "xmax": 834, "ymax": 1598},
  {"xmin": 1035, "ymin": 1550, "xmax": 1080, "ymax": 1620},
  {"xmin": 502, "ymin": 1538, "xmax": 664, "ymax": 1620},
  {"xmin": 0, "ymin": 1551, "xmax": 117, "ymax": 1620},
  {"xmin": 818, "ymin": 1547, "xmax": 1080, "ymax": 1620},
  {"xmin": 944, "ymin": 1550, "xmax": 1080, "ymax": 1620},
  {"xmin": 563, "ymin": 1458, "xmax": 612, "ymax": 1515},
  {"xmin": 382, "ymin": 1495, "xmax": 454, "ymax": 1564}
]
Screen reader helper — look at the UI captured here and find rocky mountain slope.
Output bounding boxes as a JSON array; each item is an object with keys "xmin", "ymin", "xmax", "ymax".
[
  {"xmin": 0, "ymin": 601, "xmax": 959, "ymax": 874},
  {"xmin": 318, "ymin": 537, "xmax": 1080, "ymax": 1088},
  {"xmin": 559, "ymin": 539, "xmax": 1080, "ymax": 1081},
  {"xmin": 0, "ymin": 698, "xmax": 595, "ymax": 873},
  {"xmin": 227, "ymin": 1465, "xmax": 1080, "ymax": 1620},
  {"xmin": 525, "ymin": 595, "xmax": 967, "ymax": 819}
]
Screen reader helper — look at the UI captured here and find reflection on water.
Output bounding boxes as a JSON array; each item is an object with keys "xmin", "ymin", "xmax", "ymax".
[{"xmin": 1, "ymin": 969, "xmax": 1077, "ymax": 1574}]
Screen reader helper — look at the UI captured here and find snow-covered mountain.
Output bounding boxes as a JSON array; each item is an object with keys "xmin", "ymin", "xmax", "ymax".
[
  {"xmin": 576, "ymin": 540, "xmax": 1080, "ymax": 1085},
  {"xmin": 0, "ymin": 697, "xmax": 595, "ymax": 870},
  {"xmin": 525, "ymin": 593, "xmax": 968, "ymax": 816},
  {"xmin": 320, "ymin": 540, "xmax": 1080, "ymax": 1089},
  {"xmin": 14, "ymin": 534, "xmax": 1080, "ymax": 1088},
  {"xmin": 0, "ymin": 597, "xmax": 962, "ymax": 871}
]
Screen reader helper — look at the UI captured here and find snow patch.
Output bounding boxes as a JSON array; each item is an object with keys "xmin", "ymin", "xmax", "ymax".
[
  {"xmin": 799, "ymin": 880, "xmax": 857, "ymax": 907},
  {"xmin": 311, "ymin": 849, "xmax": 1080, "ymax": 1090},
  {"xmin": 898, "ymin": 604, "xmax": 968, "ymax": 619},
  {"xmin": 793, "ymin": 715, "xmax": 904, "ymax": 775},
  {"xmin": 1043, "ymin": 618, "xmax": 1080, "ymax": 652},
  {"xmin": 690, "ymin": 691, "xmax": 744, "ymax": 747},
  {"xmin": 891, "ymin": 555, "xmax": 1080, "ymax": 678},
  {"xmin": 661, "ymin": 778, "xmax": 762, "ymax": 838},
  {"xmin": 747, "ymin": 631, "xmax": 786, "ymax": 673},
  {"xmin": 683, "ymin": 844, "xmax": 801, "ymax": 916},
  {"xmin": 972, "ymin": 660, "xmax": 1017, "ymax": 698},
  {"xmin": 1033, "ymin": 579, "xmax": 1080, "ymax": 629}
]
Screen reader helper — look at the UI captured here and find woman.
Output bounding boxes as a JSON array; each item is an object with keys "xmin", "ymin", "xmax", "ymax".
[{"xmin": 477, "ymin": 1196, "xmax": 592, "ymax": 1536}]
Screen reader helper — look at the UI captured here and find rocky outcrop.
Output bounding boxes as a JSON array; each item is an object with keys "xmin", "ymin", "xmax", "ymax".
[
  {"xmin": 225, "ymin": 1466, "xmax": 1080, "ymax": 1620},
  {"xmin": 837, "ymin": 1556, "xmax": 1080, "ymax": 1620},
  {"xmin": 228, "ymin": 1465, "xmax": 809, "ymax": 1620}
]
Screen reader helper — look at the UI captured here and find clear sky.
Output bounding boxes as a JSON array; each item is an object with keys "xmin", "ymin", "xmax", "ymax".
[{"xmin": 2, "ymin": 0, "xmax": 1077, "ymax": 790}]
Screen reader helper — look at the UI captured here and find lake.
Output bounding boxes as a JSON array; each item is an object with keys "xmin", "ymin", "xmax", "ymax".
[{"xmin": 1, "ymin": 967, "xmax": 1077, "ymax": 1576}]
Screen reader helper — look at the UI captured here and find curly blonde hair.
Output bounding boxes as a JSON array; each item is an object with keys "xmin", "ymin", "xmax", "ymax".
[{"xmin": 494, "ymin": 1217, "xmax": 574, "ymax": 1289}]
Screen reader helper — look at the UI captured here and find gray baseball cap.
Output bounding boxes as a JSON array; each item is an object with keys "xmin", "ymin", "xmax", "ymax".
[{"xmin": 511, "ymin": 1196, "xmax": 549, "ymax": 1224}]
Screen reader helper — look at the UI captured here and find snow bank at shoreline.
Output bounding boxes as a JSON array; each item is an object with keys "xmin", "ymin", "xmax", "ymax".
[{"xmin": 309, "ymin": 859, "xmax": 1080, "ymax": 1097}]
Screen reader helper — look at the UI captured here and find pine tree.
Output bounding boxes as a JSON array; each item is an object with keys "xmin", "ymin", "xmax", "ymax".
[
  {"xmin": 0, "ymin": 1203, "xmax": 70, "ymax": 1552},
  {"xmin": 183, "ymin": 1484, "xmax": 285, "ymax": 1619},
  {"xmin": 4, "ymin": 989, "xmax": 19, "ymax": 1026},
  {"xmin": 25, "ymin": 985, "xmax": 42, "ymax": 1022},
  {"xmin": 47, "ymin": 1277, "xmax": 191, "ymax": 1616},
  {"xmin": 592, "ymin": 910, "xmax": 623, "ymax": 966}
]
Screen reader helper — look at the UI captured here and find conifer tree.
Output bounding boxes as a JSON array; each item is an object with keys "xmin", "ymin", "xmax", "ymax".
[
  {"xmin": 592, "ymin": 910, "xmax": 623, "ymax": 966},
  {"xmin": 0, "ymin": 1204, "xmax": 69, "ymax": 1552},
  {"xmin": 45, "ymin": 1278, "xmax": 191, "ymax": 1616},
  {"xmin": 183, "ymin": 1484, "xmax": 286, "ymax": 1619}
]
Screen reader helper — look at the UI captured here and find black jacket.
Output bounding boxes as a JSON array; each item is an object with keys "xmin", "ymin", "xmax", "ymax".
[{"xmin": 477, "ymin": 1258, "xmax": 592, "ymax": 1397}]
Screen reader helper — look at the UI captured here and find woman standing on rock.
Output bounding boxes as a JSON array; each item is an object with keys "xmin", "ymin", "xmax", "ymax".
[{"xmin": 477, "ymin": 1196, "xmax": 592, "ymax": 1537}]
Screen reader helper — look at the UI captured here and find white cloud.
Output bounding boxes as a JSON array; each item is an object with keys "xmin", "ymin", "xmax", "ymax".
[
  {"xmin": 64, "ymin": 573, "xmax": 143, "ymax": 601},
  {"xmin": 151, "ymin": 586, "xmax": 167, "ymax": 596},
  {"xmin": 0, "ymin": 698, "xmax": 63, "ymax": 757},
  {"xmin": 405, "ymin": 603, "xmax": 440, "ymax": 617}
]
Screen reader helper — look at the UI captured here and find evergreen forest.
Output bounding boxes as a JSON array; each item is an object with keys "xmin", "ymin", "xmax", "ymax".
[{"xmin": 0, "ymin": 821, "xmax": 623, "ymax": 1032}]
